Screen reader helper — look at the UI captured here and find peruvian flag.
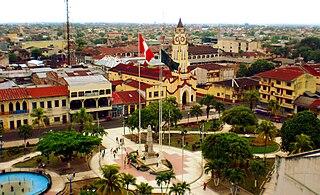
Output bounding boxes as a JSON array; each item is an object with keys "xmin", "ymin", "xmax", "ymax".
[{"xmin": 139, "ymin": 35, "xmax": 154, "ymax": 62}]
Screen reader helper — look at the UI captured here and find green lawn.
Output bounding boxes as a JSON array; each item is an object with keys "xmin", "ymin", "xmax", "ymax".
[
  {"xmin": 251, "ymin": 143, "xmax": 280, "ymax": 154},
  {"xmin": 0, "ymin": 145, "xmax": 37, "ymax": 163}
]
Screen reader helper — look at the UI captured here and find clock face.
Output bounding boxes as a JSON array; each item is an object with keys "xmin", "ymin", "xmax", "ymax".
[
  {"xmin": 175, "ymin": 36, "xmax": 180, "ymax": 43},
  {"xmin": 180, "ymin": 36, "xmax": 185, "ymax": 43}
]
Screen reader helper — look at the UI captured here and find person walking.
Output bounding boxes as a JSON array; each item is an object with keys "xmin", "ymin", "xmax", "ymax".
[{"xmin": 203, "ymin": 182, "xmax": 207, "ymax": 191}]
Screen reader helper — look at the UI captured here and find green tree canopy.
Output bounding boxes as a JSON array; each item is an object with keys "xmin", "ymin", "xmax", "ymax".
[
  {"xmin": 18, "ymin": 124, "xmax": 33, "ymax": 148},
  {"xmin": 221, "ymin": 106, "xmax": 258, "ymax": 128},
  {"xmin": 200, "ymin": 94, "xmax": 215, "ymax": 120},
  {"xmin": 201, "ymin": 133, "xmax": 253, "ymax": 167},
  {"xmin": 243, "ymin": 90, "xmax": 259, "ymax": 110},
  {"xmin": 95, "ymin": 164, "xmax": 124, "ymax": 194},
  {"xmin": 31, "ymin": 48, "xmax": 42, "ymax": 59},
  {"xmin": 248, "ymin": 59, "xmax": 275, "ymax": 77},
  {"xmin": 280, "ymin": 110, "xmax": 320, "ymax": 152},
  {"xmin": 290, "ymin": 134, "xmax": 314, "ymax": 155},
  {"xmin": 293, "ymin": 37, "xmax": 320, "ymax": 60},
  {"xmin": 9, "ymin": 53, "xmax": 19, "ymax": 63},
  {"xmin": 30, "ymin": 107, "xmax": 47, "ymax": 129},
  {"xmin": 72, "ymin": 108, "xmax": 93, "ymax": 132},
  {"xmin": 37, "ymin": 131, "xmax": 101, "ymax": 168},
  {"xmin": 190, "ymin": 103, "xmax": 202, "ymax": 122}
]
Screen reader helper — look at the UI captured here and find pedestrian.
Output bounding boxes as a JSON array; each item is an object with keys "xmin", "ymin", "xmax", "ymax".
[
  {"xmin": 114, "ymin": 153, "xmax": 116, "ymax": 158},
  {"xmin": 203, "ymin": 182, "xmax": 207, "ymax": 191}
]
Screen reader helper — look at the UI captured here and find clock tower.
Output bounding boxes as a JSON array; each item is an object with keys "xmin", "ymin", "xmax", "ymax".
[{"xmin": 172, "ymin": 18, "xmax": 189, "ymax": 73}]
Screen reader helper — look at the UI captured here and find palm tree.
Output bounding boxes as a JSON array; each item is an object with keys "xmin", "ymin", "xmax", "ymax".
[
  {"xmin": 214, "ymin": 101, "xmax": 225, "ymax": 117},
  {"xmin": 30, "ymin": 107, "xmax": 47, "ymax": 129},
  {"xmin": 95, "ymin": 164, "xmax": 124, "ymax": 194},
  {"xmin": 290, "ymin": 134, "xmax": 314, "ymax": 154},
  {"xmin": 222, "ymin": 168, "xmax": 245, "ymax": 195},
  {"xmin": 258, "ymin": 120, "xmax": 277, "ymax": 157},
  {"xmin": 72, "ymin": 107, "xmax": 93, "ymax": 132},
  {"xmin": 267, "ymin": 99, "xmax": 280, "ymax": 117},
  {"xmin": 179, "ymin": 181, "xmax": 191, "ymax": 195},
  {"xmin": 120, "ymin": 173, "xmax": 136, "ymax": 192},
  {"xmin": 18, "ymin": 124, "xmax": 33, "ymax": 148},
  {"xmin": 200, "ymin": 94, "xmax": 215, "ymax": 120},
  {"xmin": 135, "ymin": 182, "xmax": 153, "ymax": 195},
  {"xmin": 190, "ymin": 104, "xmax": 202, "ymax": 123},
  {"xmin": 156, "ymin": 173, "xmax": 166, "ymax": 195},
  {"xmin": 164, "ymin": 171, "xmax": 176, "ymax": 194},
  {"xmin": 243, "ymin": 90, "xmax": 259, "ymax": 111},
  {"xmin": 249, "ymin": 160, "xmax": 265, "ymax": 192},
  {"xmin": 169, "ymin": 183, "xmax": 181, "ymax": 195}
]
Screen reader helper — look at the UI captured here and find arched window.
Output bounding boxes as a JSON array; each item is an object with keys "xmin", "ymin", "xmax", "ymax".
[
  {"xmin": 23, "ymin": 101, "xmax": 27, "ymax": 110},
  {"xmin": 16, "ymin": 102, "xmax": 21, "ymax": 111},
  {"xmin": 9, "ymin": 102, "xmax": 14, "ymax": 112},
  {"xmin": 0, "ymin": 104, "xmax": 4, "ymax": 113}
]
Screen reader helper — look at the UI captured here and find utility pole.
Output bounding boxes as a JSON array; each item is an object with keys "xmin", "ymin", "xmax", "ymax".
[{"xmin": 66, "ymin": 0, "xmax": 71, "ymax": 66}]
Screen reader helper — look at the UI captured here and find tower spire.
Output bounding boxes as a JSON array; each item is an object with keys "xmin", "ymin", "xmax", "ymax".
[{"xmin": 177, "ymin": 18, "xmax": 183, "ymax": 28}]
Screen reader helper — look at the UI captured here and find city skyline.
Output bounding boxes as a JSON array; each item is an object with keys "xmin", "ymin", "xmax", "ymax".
[{"xmin": 1, "ymin": 0, "xmax": 319, "ymax": 25}]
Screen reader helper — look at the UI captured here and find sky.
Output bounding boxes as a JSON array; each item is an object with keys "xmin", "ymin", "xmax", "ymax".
[{"xmin": 0, "ymin": 0, "xmax": 319, "ymax": 25}]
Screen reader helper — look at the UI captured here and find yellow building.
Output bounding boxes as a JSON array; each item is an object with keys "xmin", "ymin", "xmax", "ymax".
[
  {"xmin": 0, "ymin": 86, "xmax": 69, "ymax": 131},
  {"xmin": 22, "ymin": 40, "xmax": 67, "ymax": 51},
  {"xmin": 108, "ymin": 19, "xmax": 197, "ymax": 107},
  {"xmin": 214, "ymin": 39, "xmax": 261, "ymax": 54},
  {"xmin": 257, "ymin": 67, "xmax": 316, "ymax": 113},
  {"xmin": 209, "ymin": 78, "xmax": 259, "ymax": 103}
]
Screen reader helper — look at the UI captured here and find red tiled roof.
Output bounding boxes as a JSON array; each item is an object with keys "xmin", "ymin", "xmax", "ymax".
[
  {"xmin": 124, "ymin": 80, "xmax": 153, "ymax": 91},
  {"xmin": 0, "ymin": 88, "xmax": 29, "ymax": 101},
  {"xmin": 27, "ymin": 86, "xmax": 69, "ymax": 98},
  {"xmin": 109, "ymin": 63, "xmax": 172, "ymax": 80},
  {"xmin": 310, "ymin": 100, "xmax": 320, "ymax": 109},
  {"xmin": 111, "ymin": 80, "xmax": 124, "ymax": 86},
  {"xmin": 256, "ymin": 67, "xmax": 305, "ymax": 81},
  {"xmin": 303, "ymin": 64, "xmax": 320, "ymax": 77},
  {"xmin": 112, "ymin": 91, "xmax": 145, "ymax": 105}
]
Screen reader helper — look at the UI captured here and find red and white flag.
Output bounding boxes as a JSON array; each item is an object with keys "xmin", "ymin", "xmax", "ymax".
[{"xmin": 139, "ymin": 35, "xmax": 154, "ymax": 62}]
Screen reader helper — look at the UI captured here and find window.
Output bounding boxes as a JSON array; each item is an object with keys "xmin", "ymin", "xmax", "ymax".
[
  {"xmin": 55, "ymin": 100, "xmax": 59, "ymax": 107},
  {"xmin": 71, "ymin": 92, "xmax": 77, "ymax": 97},
  {"xmin": 16, "ymin": 102, "xmax": 21, "ymax": 110},
  {"xmin": 17, "ymin": 120, "xmax": 21, "ymax": 128},
  {"xmin": 54, "ymin": 117, "xmax": 60, "ymax": 122},
  {"xmin": 276, "ymin": 80, "xmax": 281, "ymax": 85},
  {"xmin": 40, "ymin": 101, "xmax": 44, "ymax": 108},
  {"xmin": 79, "ymin": 92, "xmax": 84, "ymax": 97},
  {"xmin": 32, "ymin": 102, "xmax": 37, "ymax": 109},
  {"xmin": 286, "ymin": 90, "xmax": 292, "ymax": 95},
  {"xmin": 149, "ymin": 92, "xmax": 152, "ymax": 98},
  {"xmin": 154, "ymin": 91, "xmax": 159, "ymax": 97},
  {"xmin": 47, "ymin": 101, "xmax": 52, "ymax": 108},
  {"xmin": 93, "ymin": 90, "xmax": 99, "ymax": 95},
  {"xmin": 263, "ymin": 86, "xmax": 267, "ymax": 90},
  {"xmin": 106, "ymin": 89, "xmax": 111, "ymax": 94},
  {"xmin": 262, "ymin": 94, "xmax": 266, "ymax": 99},
  {"xmin": 161, "ymin": 91, "xmax": 164, "ymax": 97},
  {"xmin": 285, "ymin": 99, "xmax": 291, "ymax": 104},
  {"xmin": 286, "ymin": 82, "xmax": 291, "ymax": 87},
  {"xmin": 217, "ymin": 93, "xmax": 220, "ymax": 96},
  {"xmin": 100, "ymin": 90, "xmax": 105, "ymax": 95},
  {"xmin": 62, "ymin": 100, "xmax": 66, "ymax": 107},
  {"xmin": 9, "ymin": 102, "xmax": 13, "ymax": 111},
  {"xmin": 10, "ymin": 121, "xmax": 14, "ymax": 130},
  {"xmin": 0, "ymin": 104, "xmax": 4, "ymax": 112},
  {"xmin": 23, "ymin": 119, "xmax": 28, "ymax": 124}
]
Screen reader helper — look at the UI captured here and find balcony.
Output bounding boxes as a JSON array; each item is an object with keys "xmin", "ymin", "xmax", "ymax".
[{"xmin": 0, "ymin": 110, "xmax": 29, "ymax": 116}]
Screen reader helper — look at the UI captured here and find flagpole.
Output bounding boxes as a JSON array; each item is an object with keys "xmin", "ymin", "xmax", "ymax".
[{"xmin": 138, "ymin": 33, "xmax": 142, "ymax": 156}]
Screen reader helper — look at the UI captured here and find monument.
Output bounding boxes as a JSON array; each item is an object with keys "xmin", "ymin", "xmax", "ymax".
[{"xmin": 136, "ymin": 125, "xmax": 170, "ymax": 174}]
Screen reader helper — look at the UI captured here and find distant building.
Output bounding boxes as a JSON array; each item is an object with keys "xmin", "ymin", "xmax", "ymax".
[{"xmin": 214, "ymin": 39, "xmax": 261, "ymax": 54}]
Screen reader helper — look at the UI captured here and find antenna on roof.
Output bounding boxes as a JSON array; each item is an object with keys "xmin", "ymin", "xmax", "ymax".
[{"xmin": 65, "ymin": 0, "xmax": 71, "ymax": 66}]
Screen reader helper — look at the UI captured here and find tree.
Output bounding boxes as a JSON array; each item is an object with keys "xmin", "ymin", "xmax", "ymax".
[
  {"xmin": 72, "ymin": 108, "xmax": 93, "ymax": 132},
  {"xmin": 76, "ymin": 38, "xmax": 87, "ymax": 47},
  {"xmin": 222, "ymin": 168, "xmax": 245, "ymax": 195},
  {"xmin": 30, "ymin": 108, "xmax": 47, "ymax": 129},
  {"xmin": 0, "ymin": 124, "xmax": 3, "ymax": 135},
  {"xmin": 201, "ymin": 133, "xmax": 253, "ymax": 168},
  {"xmin": 293, "ymin": 37, "xmax": 320, "ymax": 61},
  {"xmin": 156, "ymin": 173, "xmax": 166, "ymax": 195},
  {"xmin": 169, "ymin": 183, "xmax": 180, "ymax": 195},
  {"xmin": 95, "ymin": 164, "xmax": 124, "ymax": 194},
  {"xmin": 163, "ymin": 97, "xmax": 183, "ymax": 128},
  {"xmin": 179, "ymin": 181, "xmax": 191, "ymax": 195},
  {"xmin": 249, "ymin": 160, "xmax": 265, "ymax": 192},
  {"xmin": 280, "ymin": 111, "xmax": 320, "ymax": 152},
  {"xmin": 120, "ymin": 172, "xmax": 136, "ymax": 191},
  {"xmin": 31, "ymin": 48, "xmax": 42, "ymax": 59},
  {"xmin": 37, "ymin": 131, "xmax": 101, "ymax": 168},
  {"xmin": 204, "ymin": 159, "xmax": 225, "ymax": 186},
  {"xmin": 200, "ymin": 94, "xmax": 215, "ymax": 120},
  {"xmin": 241, "ymin": 59, "xmax": 275, "ymax": 77},
  {"xmin": 135, "ymin": 182, "xmax": 153, "ymax": 195},
  {"xmin": 257, "ymin": 120, "xmax": 278, "ymax": 163},
  {"xmin": 18, "ymin": 124, "xmax": 33, "ymax": 148},
  {"xmin": 9, "ymin": 53, "xmax": 19, "ymax": 63},
  {"xmin": 290, "ymin": 134, "xmax": 314, "ymax": 154},
  {"xmin": 190, "ymin": 103, "xmax": 202, "ymax": 123},
  {"xmin": 237, "ymin": 63, "xmax": 249, "ymax": 77},
  {"xmin": 214, "ymin": 101, "xmax": 225, "ymax": 117},
  {"xmin": 307, "ymin": 49, "xmax": 320, "ymax": 62},
  {"xmin": 243, "ymin": 90, "xmax": 259, "ymax": 111},
  {"xmin": 164, "ymin": 171, "xmax": 176, "ymax": 194},
  {"xmin": 221, "ymin": 106, "xmax": 258, "ymax": 131},
  {"xmin": 267, "ymin": 99, "xmax": 280, "ymax": 116}
]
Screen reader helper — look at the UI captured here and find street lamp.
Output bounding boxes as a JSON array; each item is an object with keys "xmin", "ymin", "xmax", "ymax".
[
  {"xmin": 66, "ymin": 173, "xmax": 75, "ymax": 194},
  {"xmin": 181, "ymin": 130, "xmax": 187, "ymax": 182},
  {"xmin": 0, "ymin": 135, "xmax": 3, "ymax": 157},
  {"xmin": 187, "ymin": 112, "xmax": 190, "ymax": 123}
]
